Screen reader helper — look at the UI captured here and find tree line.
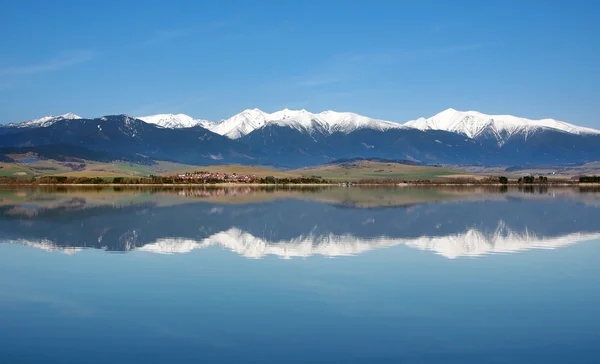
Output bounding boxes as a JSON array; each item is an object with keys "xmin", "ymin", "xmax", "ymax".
[
  {"xmin": 517, "ymin": 175, "xmax": 549, "ymax": 184},
  {"xmin": 13, "ymin": 175, "xmax": 331, "ymax": 185},
  {"xmin": 580, "ymin": 176, "xmax": 600, "ymax": 183}
]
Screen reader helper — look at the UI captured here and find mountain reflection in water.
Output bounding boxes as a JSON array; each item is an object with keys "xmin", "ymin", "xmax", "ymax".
[{"xmin": 1, "ymin": 186, "xmax": 599, "ymax": 259}]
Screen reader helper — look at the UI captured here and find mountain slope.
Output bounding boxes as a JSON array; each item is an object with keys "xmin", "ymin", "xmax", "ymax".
[
  {"xmin": 0, "ymin": 115, "xmax": 261, "ymax": 165},
  {"xmin": 239, "ymin": 124, "xmax": 489, "ymax": 167}
]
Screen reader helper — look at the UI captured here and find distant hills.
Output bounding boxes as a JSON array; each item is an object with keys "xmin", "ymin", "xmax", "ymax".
[{"xmin": 1, "ymin": 108, "xmax": 599, "ymax": 167}]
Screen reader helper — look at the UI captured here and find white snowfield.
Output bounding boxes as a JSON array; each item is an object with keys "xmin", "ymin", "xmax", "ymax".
[
  {"xmin": 6, "ymin": 108, "xmax": 600, "ymax": 144},
  {"xmin": 9, "ymin": 224, "xmax": 597, "ymax": 259}
]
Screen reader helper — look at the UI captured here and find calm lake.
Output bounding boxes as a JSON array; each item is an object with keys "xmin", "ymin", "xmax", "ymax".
[{"xmin": 1, "ymin": 186, "xmax": 599, "ymax": 363}]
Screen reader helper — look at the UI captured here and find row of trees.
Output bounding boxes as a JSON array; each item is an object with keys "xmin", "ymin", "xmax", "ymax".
[
  {"xmin": 580, "ymin": 176, "xmax": 600, "ymax": 183},
  {"xmin": 517, "ymin": 175, "xmax": 549, "ymax": 184},
  {"xmin": 29, "ymin": 175, "xmax": 330, "ymax": 185},
  {"xmin": 3, "ymin": 174, "xmax": 600, "ymax": 185}
]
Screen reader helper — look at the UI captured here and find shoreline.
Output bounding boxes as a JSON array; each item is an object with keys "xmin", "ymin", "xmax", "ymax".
[{"xmin": 1, "ymin": 182, "xmax": 599, "ymax": 187}]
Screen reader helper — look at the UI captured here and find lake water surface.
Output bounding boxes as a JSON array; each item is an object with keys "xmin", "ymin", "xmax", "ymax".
[{"xmin": 1, "ymin": 186, "xmax": 599, "ymax": 363}]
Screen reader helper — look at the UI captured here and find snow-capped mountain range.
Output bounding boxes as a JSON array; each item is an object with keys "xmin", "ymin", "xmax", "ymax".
[
  {"xmin": 406, "ymin": 108, "xmax": 599, "ymax": 137},
  {"xmin": 5, "ymin": 108, "xmax": 599, "ymax": 146},
  {"xmin": 3, "ymin": 108, "xmax": 600, "ymax": 166},
  {"xmin": 134, "ymin": 108, "xmax": 600, "ymax": 144},
  {"xmin": 405, "ymin": 108, "xmax": 600, "ymax": 145},
  {"xmin": 137, "ymin": 107, "xmax": 600, "ymax": 145},
  {"xmin": 139, "ymin": 108, "xmax": 406, "ymax": 139}
]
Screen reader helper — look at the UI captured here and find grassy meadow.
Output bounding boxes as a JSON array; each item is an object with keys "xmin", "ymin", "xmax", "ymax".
[
  {"xmin": 293, "ymin": 160, "xmax": 466, "ymax": 181},
  {"xmin": 1, "ymin": 155, "xmax": 470, "ymax": 183}
]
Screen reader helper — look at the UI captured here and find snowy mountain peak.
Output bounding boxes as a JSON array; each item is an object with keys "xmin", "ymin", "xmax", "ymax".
[
  {"xmin": 210, "ymin": 109, "xmax": 272, "ymax": 139},
  {"xmin": 208, "ymin": 108, "xmax": 405, "ymax": 139},
  {"xmin": 9, "ymin": 112, "xmax": 82, "ymax": 128},
  {"xmin": 138, "ymin": 113, "xmax": 212, "ymax": 129},
  {"xmin": 238, "ymin": 108, "xmax": 269, "ymax": 119},
  {"xmin": 405, "ymin": 108, "xmax": 600, "ymax": 145},
  {"xmin": 60, "ymin": 112, "xmax": 82, "ymax": 120}
]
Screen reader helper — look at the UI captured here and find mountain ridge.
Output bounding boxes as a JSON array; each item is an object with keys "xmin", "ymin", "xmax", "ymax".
[
  {"xmin": 5, "ymin": 108, "xmax": 598, "ymax": 143},
  {"xmin": 2, "ymin": 108, "xmax": 600, "ymax": 167},
  {"xmin": 4, "ymin": 112, "xmax": 82, "ymax": 128}
]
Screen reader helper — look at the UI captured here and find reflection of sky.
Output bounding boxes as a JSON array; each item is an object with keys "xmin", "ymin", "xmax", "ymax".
[{"xmin": 1, "ymin": 241, "xmax": 600, "ymax": 363}]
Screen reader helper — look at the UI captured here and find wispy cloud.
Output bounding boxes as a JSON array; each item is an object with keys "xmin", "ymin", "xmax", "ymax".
[{"xmin": 0, "ymin": 50, "xmax": 95, "ymax": 76}]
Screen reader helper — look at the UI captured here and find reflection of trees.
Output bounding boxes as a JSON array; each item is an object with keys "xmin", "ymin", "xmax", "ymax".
[
  {"xmin": 158, "ymin": 186, "xmax": 333, "ymax": 199},
  {"xmin": 174, "ymin": 187, "xmax": 256, "ymax": 198}
]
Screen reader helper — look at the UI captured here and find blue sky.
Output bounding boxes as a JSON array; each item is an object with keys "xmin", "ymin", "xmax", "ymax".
[{"xmin": 1, "ymin": 0, "xmax": 599, "ymax": 126}]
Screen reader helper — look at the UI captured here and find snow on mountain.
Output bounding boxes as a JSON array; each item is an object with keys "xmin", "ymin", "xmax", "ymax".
[
  {"xmin": 8, "ymin": 112, "xmax": 82, "ymax": 128},
  {"xmin": 210, "ymin": 108, "xmax": 406, "ymax": 139},
  {"xmin": 209, "ymin": 108, "xmax": 271, "ymax": 139},
  {"xmin": 318, "ymin": 110, "xmax": 406, "ymax": 133},
  {"xmin": 134, "ymin": 225, "xmax": 600, "ymax": 259},
  {"xmin": 405, "ymin": 108, "xmax": 600, "ymax": 145},
  {"xmin": 137, "ymin": 113, "xmax": 211, "ymax": 129},
  {"xmin": 9, "ymin": 108, "xmax": 598, "ymax": 147}
]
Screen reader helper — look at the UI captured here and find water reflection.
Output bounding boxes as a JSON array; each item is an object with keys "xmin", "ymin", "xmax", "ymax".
[{"xmin": 1, "ymin": 186, "xmax": 600, "ymax": 258}]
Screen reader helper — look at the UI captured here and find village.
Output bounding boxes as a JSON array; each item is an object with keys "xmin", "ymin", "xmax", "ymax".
[{"xmin": 172, "ymin": 171, "xmax": 262, "ymax": 183}]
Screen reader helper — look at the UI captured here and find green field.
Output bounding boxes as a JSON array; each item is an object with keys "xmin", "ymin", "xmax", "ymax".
[
  {"xmin": 293, "ymin": 160, "xmax": 466, "ymax": 181},
  {"xmin": 0, "ymin": 163, "xmax": 37, "ymax": 177},
  {"xmin": 1, "ymin": 158, "xmax": 470, "ymax": 182},
  {"xmin": 0, "ymin": 158, "xmax": 201, "ymax": 178}
]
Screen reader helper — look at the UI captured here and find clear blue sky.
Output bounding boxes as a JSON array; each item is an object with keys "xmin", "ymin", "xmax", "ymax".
[{"xmin": 1, "ymin": 0, "xmax": 599, "ymax": 126}]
